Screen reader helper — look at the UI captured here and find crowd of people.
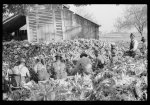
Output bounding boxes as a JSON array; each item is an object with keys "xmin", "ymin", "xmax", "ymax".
[{"xmin": 2, "ymin": 33, "xmax": 147, "ymax": 94}]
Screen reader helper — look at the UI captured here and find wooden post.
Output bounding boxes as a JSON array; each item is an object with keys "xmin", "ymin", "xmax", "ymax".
[
  {"xmin": 61, "ymin": 9, "xmax": 65, "ymax": 40},
  {"xmin": 26, "ymin": 16, "xmax": 31, "ymax": 42},
  {"xmin": 53, "ymin": 9, "xmax": 56, "ymax": 40},
  {"xmin": 36, "ymin": 5, "xmax": 39, "ymax": 43}
]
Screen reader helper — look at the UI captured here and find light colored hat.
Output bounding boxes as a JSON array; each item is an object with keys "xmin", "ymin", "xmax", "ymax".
[
  {"xmin": 20, "ymin": 58, "xmax": 26, "ymax": 63},
  {"xmin": 111, "ymin": 42, "xmax": 115, "ymax": 46},
  {"xmin": 3, "ymin": 62, "xmax": 9, "ymax": 66}
]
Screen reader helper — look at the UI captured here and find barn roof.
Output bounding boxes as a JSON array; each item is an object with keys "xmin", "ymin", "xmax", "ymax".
[
  {"xmin": 3, "ymin": 14, "xmax": 26, "ymax": 33},
  {"xmin": 63, "ymin": 5, "xmax": 101, "ymax": 27}
]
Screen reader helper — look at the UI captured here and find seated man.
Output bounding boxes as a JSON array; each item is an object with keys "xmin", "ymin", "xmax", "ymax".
[
  {"xmin": 74, "ymin": 52, "xmax": 93, "ymax": 76},
  {"xmin": 8, "ymin": 61, "xmax": 21, "ymax": 87},
  {"xmin": 110, "ymin": 43, "xmax": 118, "ymax": 66},
  {"xmin": 93, "ymin": 49, "xmax": 107, "ymax": 71},
  {"xmin": 18, "ymin": 58, "xmax": 31, "ymax": 85},
  {"xmin": 52, "ymin": 54, "xmax": 67, "ymax": 79},
  {"xmin": 34, "ymin": 58, "xmax": 49, "ymax": 81}
]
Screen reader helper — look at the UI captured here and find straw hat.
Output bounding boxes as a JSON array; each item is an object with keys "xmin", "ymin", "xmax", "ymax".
[
  {"xmin": 111, "ymin": 42, "xmax": 115, "ymax": 46},
  {"xmin": 20, "ymin": 58, "xmax": 26, "ymax": 63},
  {"xmin": 55, "ymin": 53, "xmax": 62, "ymax": 60}
]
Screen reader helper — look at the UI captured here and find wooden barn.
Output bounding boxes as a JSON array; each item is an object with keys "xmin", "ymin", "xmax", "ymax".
[{"xmin": 3, "ymin": 4, "xmax": 100, "ymax": 42}]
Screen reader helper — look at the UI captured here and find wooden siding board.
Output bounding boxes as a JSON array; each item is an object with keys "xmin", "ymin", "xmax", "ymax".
[
  {"xmin": 26, "ymin": 16, "xmax": 31, "ymax": 42},
  {"xmin": 26, "ymin": 4, "xmax": 99, "ymax": 42}
]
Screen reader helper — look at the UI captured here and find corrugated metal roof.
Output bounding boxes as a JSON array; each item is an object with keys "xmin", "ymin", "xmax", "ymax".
[
  {"xmin": 63, "ymin": 5, "xmax": 101, "ymax": 27},
  {"xmin": 3, "ymin": 14, "xmax": 26, "ymax": 33}
]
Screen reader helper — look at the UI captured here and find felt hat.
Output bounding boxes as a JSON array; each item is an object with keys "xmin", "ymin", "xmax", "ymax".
[
  {"xmin": 80, "ymin": 52, "xmax": 88, "ymax": 58},
  {"xmin": 55, "ymin": 53, "xmax": 62, "ymax": 59},
  {"xmin": 130, "ymin": 33, "xmax": 135, "ymax": 37},
  {"xmin": 141, "ymin": 37, "xmax": 146, "ymax": 42}
]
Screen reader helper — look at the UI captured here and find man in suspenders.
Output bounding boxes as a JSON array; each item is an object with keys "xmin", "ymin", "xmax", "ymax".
[{"xmin": 18, "ymin": 58, "xmax": 30, "ymax": 85}]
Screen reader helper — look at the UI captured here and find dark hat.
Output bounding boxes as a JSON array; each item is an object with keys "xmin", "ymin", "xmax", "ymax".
[
  {"xmin": 130, "ymin": 33, "xmax": 135, "ymax": 37},
  {"xmin": 141, "ymin": 37, "xmax": 146, "ymax": 42},
  {"xmin": 80, "ymin": 52, "xmax": 88, "ymax": 58},
  {"xmin": 55, "ymin": 53, "xmax": 62, "ymax": 59},
  {"xmin": 94, "ymin": 49, "xmax": 99, "ymax": 53}
]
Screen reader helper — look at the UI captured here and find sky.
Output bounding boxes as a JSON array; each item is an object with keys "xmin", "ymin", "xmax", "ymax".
[{"xmin": 69, "ymin": 4, "xmax": 127, "ymax": 33}]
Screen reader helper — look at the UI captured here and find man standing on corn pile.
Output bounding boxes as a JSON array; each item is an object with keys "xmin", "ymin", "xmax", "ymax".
[
  {"xmin": 52, "ymin": 54, "xmax": 67, "ymax": 79},
  {"xmin": 73, "ymin": 52, "xmax": 93, "ymax": 76},
  {"xmin": 126, "ymin": 33, "xmax": 139, "ymax": 58},
  {"xmin": 34, "ymin": 58, "xmax": 49, "ymax": 81}
]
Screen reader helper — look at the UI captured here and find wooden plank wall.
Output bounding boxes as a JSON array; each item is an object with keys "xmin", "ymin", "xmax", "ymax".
[
  {"xmin": 26, "ymin": 4, "xmax": 98, "ymax": 42},
  {"xmin": 27, "ymin": 4, "xmax": 63, "ymax": 43},
  {"xmin": 54, "ymin": 9, "xmax": 63, "ymax": 41}
]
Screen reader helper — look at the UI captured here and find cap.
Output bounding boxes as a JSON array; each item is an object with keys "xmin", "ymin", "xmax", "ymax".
[
  {"xmin": 141, "ymin": 37, "xmax": 146, "ymax": 42},
  {"xmin": 20, "ymin": 58, "xmax": 25, "ymax": 63},
  {"xmin": 130, "ymin": 33, "xmax": 135, "ymax": 37},
  {"xmin": 3, "ymin": 62, "xmax": 9, "ymax": 66},
  {"xmin": 55, "ymin": 53, "xmax": 62, "ymax": 58}
]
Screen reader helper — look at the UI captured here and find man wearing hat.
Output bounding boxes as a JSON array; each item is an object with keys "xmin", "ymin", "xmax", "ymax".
[
  {"xmin": 128, "ymin": 33, "xmax": 139, "ymax": 58},
  {"xmin": 93, "ymin": 49, "xmax": 107, "ymax": 72},
  {"xmin": 9, "ymin": 61, "xmax": 22, "ymax": 87},
  {"xmin": 74, "ymin": 52, "xmax": 93, "ymax": 76},
  {"xmin": 3, "ymin": 63, "xmax": 11, "ymax": 92},
  {"xmin": 110, "ymin": 42, "xmax": 118, "ymax": 67},
  {"xmin": 52, "ymin": 54, "xmax": 67, "ymax": 79},
  {"xmin": 18, "ymin": 58, "xmax": 30, "ymax": 85},
  {"xmin": 34, "ymin": 58, "xmax": 49, "ymax": 81},
  {"xmin": 140, "ymin": 37, "xmax": 147, "ymax": 56}
]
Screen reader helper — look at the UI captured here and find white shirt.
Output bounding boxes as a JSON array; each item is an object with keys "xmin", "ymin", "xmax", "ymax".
[
  {"xmin": 12, "ymin": 66, "xmax": 20, "ymax": 74},
  {"xmin": 19, "ymin": 64, "xmax": 30, "ymax": 77},
  {"xmin": 132, "ymin": 39, "xmax": 138, "ymax": 51}
]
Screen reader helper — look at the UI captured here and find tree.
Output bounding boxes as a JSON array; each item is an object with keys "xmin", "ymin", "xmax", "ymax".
[
  {"xmin": 114, "ymin": 17, "xmax": 123, "ymax": 32},
  {"xmin": 114, "ymin": 5, "xmax": 147, "ymax": 36},
  {"xmin": 3, "ymin": 4, "xmax": 29, "ymax": 19},
  {"xmin": 3, "ymin": 4, "xmax": 90, "ymax": 17}
]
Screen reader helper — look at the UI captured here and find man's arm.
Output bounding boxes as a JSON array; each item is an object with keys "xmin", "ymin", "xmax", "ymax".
[
  {"xmin": 25, "ymin": 67, "xmax": 30, "ymax": 77},
  {"xmin": 34, "ymin": 65, "xmax": 38, "ymax": 73}
]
